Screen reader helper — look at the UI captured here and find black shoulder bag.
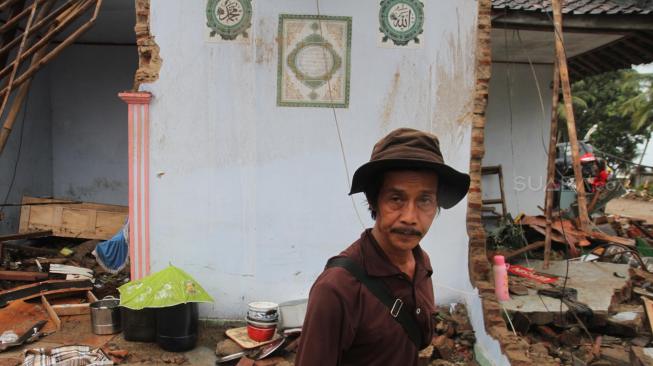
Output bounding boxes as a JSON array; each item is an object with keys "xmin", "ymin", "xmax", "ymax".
[{"xmin": 326, "ymin": 257, "xmax": 423, "ymax": 348}]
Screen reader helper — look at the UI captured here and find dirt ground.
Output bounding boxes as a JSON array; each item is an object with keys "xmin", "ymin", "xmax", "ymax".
[{"xmin": 605, "ymin": 197, "xmax": 653, "ymax": 224}]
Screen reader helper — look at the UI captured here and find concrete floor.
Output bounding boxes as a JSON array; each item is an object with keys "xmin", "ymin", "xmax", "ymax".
[{"xmin": 502, "ymin": 260, "xmax": 630, "ymax": 316}]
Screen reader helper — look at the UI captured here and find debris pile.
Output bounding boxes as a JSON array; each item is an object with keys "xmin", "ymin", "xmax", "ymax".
[
  {"xmin": 422, "ymin": 304, "xmax": 477, "ymax": 366},
  {"xmin": 0, "ymin": 197, "xmax": 130, "ymax": 361},
  {"xmin": 486, "ymin": 212, "xmax": 653, "ymax": 365},
  {"xmin": 623, "ymin": 189, "xmax": 653, "ymax": 202}
]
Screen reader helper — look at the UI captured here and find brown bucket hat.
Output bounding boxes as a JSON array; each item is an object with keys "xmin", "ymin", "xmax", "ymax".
[{"xmin": 349, "ymin": 128, "xmax": 471, "ymax": 209}]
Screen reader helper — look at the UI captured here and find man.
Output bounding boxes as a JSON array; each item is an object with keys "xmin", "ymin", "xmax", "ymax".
[{"xmin": 295, "ymin": 128, "xmax": 470, "ymax": 366}]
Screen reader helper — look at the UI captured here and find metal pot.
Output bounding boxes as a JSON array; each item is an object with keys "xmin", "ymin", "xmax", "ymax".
[{"xmin": 90, "ymin": 296, "xmax": 121, "ymax": 335}]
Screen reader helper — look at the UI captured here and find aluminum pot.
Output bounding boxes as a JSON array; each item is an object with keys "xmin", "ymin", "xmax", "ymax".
[{"xmin": 90, "ymin": 296, "xmax": 121, "ymax": 335}]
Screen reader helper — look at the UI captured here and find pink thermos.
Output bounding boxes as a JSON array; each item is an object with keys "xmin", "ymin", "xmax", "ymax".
[{"xmin": 493, "ymin": 255, "xmax": 510, "ymax": 301}]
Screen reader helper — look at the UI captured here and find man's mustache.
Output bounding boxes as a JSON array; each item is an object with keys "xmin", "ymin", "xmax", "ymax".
[{"xmin": 390, "ymin": 227, "xmax": 423, "ymax": 237}]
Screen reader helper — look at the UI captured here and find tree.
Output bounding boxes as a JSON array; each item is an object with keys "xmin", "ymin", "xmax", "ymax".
[{"xmin": 558, "ymin": 70, "xmax": 651, "ymax": 173}]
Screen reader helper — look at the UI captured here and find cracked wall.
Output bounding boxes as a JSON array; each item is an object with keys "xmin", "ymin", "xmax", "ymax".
[{"xmin": 133, "ymin": 0, "xmax": 161, "ymax": 90}]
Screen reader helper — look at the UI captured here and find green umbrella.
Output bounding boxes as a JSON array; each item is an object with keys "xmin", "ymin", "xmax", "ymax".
[{"xmin": 118, "ymin": 265, "xmax": 214, "ymax": 310}]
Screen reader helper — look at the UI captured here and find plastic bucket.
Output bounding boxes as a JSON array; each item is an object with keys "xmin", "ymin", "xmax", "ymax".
[
  {"xmin": 121, "ymin": 307, "xmax": 157, "ymax": 342},
  {"xmin": 155, "ymin": 303, "xmax": 198, "ymax": 352}
]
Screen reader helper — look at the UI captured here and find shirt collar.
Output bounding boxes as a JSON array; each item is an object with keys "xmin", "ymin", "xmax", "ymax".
[{"xmin": 359, "ymin": 229, "xmax": 433, "ymax": 279}]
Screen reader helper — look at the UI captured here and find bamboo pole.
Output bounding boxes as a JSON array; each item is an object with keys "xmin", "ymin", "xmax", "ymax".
[
  {"xmin": 551, "ymin": 0, "xmax": 591, "ymax": 232},
  {"xmin": 0, "ymin": 3, "xmax": 38, "ymax": 134},
  {"xmin": 0, "ymin": 0, "xmax": 94, "ymax": 82},
  {"xmin": 543, "ymin": 59, "xmax": 560, "ymax": 269},
  {"xmin": 0, "ymin": 0, "xmax": 101, "ymax": 102},
  {"xmin": 0, "ymin": 0, "xmax": 56, "ymax": 155},
  {"xmin": 0, "ymin": 0, "xmax": 26, "ymax": 71},
  {"xmin": 0, "ymin": 0, "xmax": 76, "ymax": 61},
  {"xmin": 0, "ymin": 0, "xmax": 22, "ymax": 12}
]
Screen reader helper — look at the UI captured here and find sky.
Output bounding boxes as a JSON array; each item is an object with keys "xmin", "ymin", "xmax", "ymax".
[{"xmin": 633, "ymin": 62, "xmax": 652, "ymax": 167}]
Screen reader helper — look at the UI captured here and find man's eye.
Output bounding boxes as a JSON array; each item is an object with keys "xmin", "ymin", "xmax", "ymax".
[{"xmin": 418, "ymin": 196, "xmax": 436, "ymax": 208}]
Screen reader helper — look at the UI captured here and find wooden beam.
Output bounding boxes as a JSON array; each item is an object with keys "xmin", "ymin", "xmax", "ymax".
[
  {"xmin": 40, "ymin": 295, "xmax": 61, "ymax": 330},
  {"xmin": 0, "ymin": 270, "xmax": 48, "ymax": 281},
  {"xmin": 51, "ymin": 303, "xmax": 91, "ymax": 316},
  {"xmin": 544, "ymin": 59, "xmax": 560, "ymax": 270},
  {"xmin": 0, "ymin": 0, "xmax": 78, "ymax": 62},
  {"xmin": 492, "ymin": 10, "xmax": 653, "ymax": 32},
  {"xmin": 610, "ymin": 43, "xmax": 648, "ymax": 65},
  {"xmin": 634, "ymin": 32, "xmax": 653, "ymax": 48},
  {"xmin": 587, "ymin": 230, "xmax": 635, "ymax": 246},
  {"xmin": 0, "ymin": 0, "xmax": 22, "ymax": 12},
  {"xmin": 643, "ymin": 297, "xmax": 653, "ymax": 335},
  {"xmin": 595, "ymin": 48, "xmax": 631, "ymax": 69},
  {"xmin": 621, "ymin": 38, "xmax": 653, "ymax": 60},
  {"xmin": 0, "ymin": 279, "xmax": 92, "ymax": 304},
  {"xmin": 552, "ymin": 0, "xmax": 591, "ymax": 232},
  {"xmin": 569, "ymin": 59, "xmax": 594, "ymax": 74},
  {"xmin": 586, "ymin": 51, "xmax": 622, "ymax": 70},
  {"xmin": 0, "ymin": 0, "xmax": 103, "ymax": 101},
  {"xmin": 505, "ymin": 241, "xmax": 546, "ymax": 260},
  {"xmin": 1, "ymin": 242, "xmax": 60, "ymax": 256},
  {"xmin": 0, "ymin": 230, "xmax": 52, "ymax": 241},
  {"xmin": 0, "ymin": 0, "xmax": 56, "ymax": 155},
  {"xmin": 573, "ymin": 57, "xmax": 603, "ymax": 75},
  {"xmin": 0, "ymin": 0, "xmax": 26, "ymax": 71}
]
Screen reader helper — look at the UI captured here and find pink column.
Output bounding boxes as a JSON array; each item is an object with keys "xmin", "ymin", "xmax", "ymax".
[{"xmin": 119, "ymin": 92, "xmax": 152, "ymax": 280}]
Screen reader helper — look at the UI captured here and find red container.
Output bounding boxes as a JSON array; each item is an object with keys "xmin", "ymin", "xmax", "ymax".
[{"xmin": 247, "ymin": 323, "xmax": 276, "ymax": 342}]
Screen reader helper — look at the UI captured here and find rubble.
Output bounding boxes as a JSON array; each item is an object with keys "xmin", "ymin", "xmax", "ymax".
[{"xmin": 486, "ymin": 211, "xmax": 653, "ymax": 365}]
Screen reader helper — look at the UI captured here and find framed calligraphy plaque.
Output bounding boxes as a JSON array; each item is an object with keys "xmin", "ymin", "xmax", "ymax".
[
  {"xmin": 277, "ymin": 14, "xmax": 352, "ymax": 108},
  {"xmin": 206, "ymin": 0, "xmax": 253, "ymax": 42},
  {"xmin": 378, "ymin": 0, "xmax": 424, "ymax": 48}
]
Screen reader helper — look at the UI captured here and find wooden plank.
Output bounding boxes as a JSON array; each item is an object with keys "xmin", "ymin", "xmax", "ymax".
[
  {"xmin": 587, "ymin": 230, "xmax": 635, "ymax": 246},
  {"xmin": 19, "ymin": 196, "xmax": 127, "ymax": 240},
  {"xmin": 0, "ymin": 270, "xmax": 48, "ymax": 281},
  {"xmin": 0, "ymin": 230, "xmax": 51, "ymax": 241},
  {"xmin": 482, "ymin": 199, "xmax": 504, "ymax": 205},
  {"xmin": 87, "ymin": 290, "xmax": 98, "ymax": 302},
  {"xmin": 1, "ymin": 242, "xmax": 60, "ymax": 256},
  {"xmin": 0, "ymin": 279, "xmax": 92, "ymax": 303},
  {"xmin": 544, "ymin": 59, "xmax": 560, "ymax": 269},
  {"xmin": 21, "ymin": 196, "xmax": 127, "ymax": 213},
  {"xmin": 552, "ymin": 0, "xmax": 591, "ymax": 233},
  {"xmin": 497, "ymin": 166, "xmax": 507, "ymax": 216},
  {"xmin": 41, "ymin": 295, "xmax": 61, "ymax": 330},
  {"xmin": 52, "ymin": 303, "xmax": 90, "ymax": 316},
  {"xmin": 504, "ymin": 241, "xmax": 546, "ymax": 260},
  {"xmin": 642, "ymin": 297, "xmax": 653, "ymax": 335},
  {"xmin": 492, "ymin": 12, "xmax": 653, "ymax": 32}
]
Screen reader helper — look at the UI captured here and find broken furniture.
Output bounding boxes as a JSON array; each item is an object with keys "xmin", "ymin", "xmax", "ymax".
[{"xmin": 19, "ymin": 196, "xmax": 128, "ymax": 240}]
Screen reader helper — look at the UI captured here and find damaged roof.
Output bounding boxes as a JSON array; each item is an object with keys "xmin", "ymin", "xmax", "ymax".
[
  {"xmin": 491, "ymin": 0, "xmax": 653, "ymax": 80},
  {"xmin": 492, "ymin": 0, "xmax": 653, "ymax": 15}
]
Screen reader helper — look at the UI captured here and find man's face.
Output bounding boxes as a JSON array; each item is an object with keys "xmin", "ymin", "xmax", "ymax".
[{"xmin": 373, "ymin": 170, "xmax": 439, "ymax": 252}]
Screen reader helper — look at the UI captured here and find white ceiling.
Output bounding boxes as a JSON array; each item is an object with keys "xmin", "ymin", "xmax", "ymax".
[{"xmin": 492, "ymin": 28, "xmax": 624, "ymax": 63}]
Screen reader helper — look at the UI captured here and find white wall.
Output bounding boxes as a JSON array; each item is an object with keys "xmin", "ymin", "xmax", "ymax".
[
  {"xmin": 484, "ymin": 62, "xmax": 554, "ymax": 216},
  {"xmin": 147, "ymin": 0, "xmax": 486, "ymax": 312},
  {"xmin": 0, "ymin": 71, "xmax": 53, "ymax": 234},
  {"xmin": 50, "ymin": 45, "xmax": 137, "ymax": 205},
  {"xmin": 145, "ymin": 2, "xmax": 513, "ymax": 363}
]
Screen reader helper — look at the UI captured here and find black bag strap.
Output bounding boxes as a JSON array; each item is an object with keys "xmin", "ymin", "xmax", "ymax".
[{"xmin": 326, "ymin": 257, "xmax": 422, "ymax": 348}]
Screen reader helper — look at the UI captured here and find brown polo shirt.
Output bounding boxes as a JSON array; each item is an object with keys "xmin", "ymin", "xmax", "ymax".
[{"xmin": 295, "ymin": 229, "xmax": 435, "ymax": 366}]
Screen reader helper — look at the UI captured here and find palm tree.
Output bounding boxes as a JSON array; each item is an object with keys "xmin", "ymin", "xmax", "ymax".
[{"xmin": 619, "ymin": 72, "xmax": 653, "ymax": 168}]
